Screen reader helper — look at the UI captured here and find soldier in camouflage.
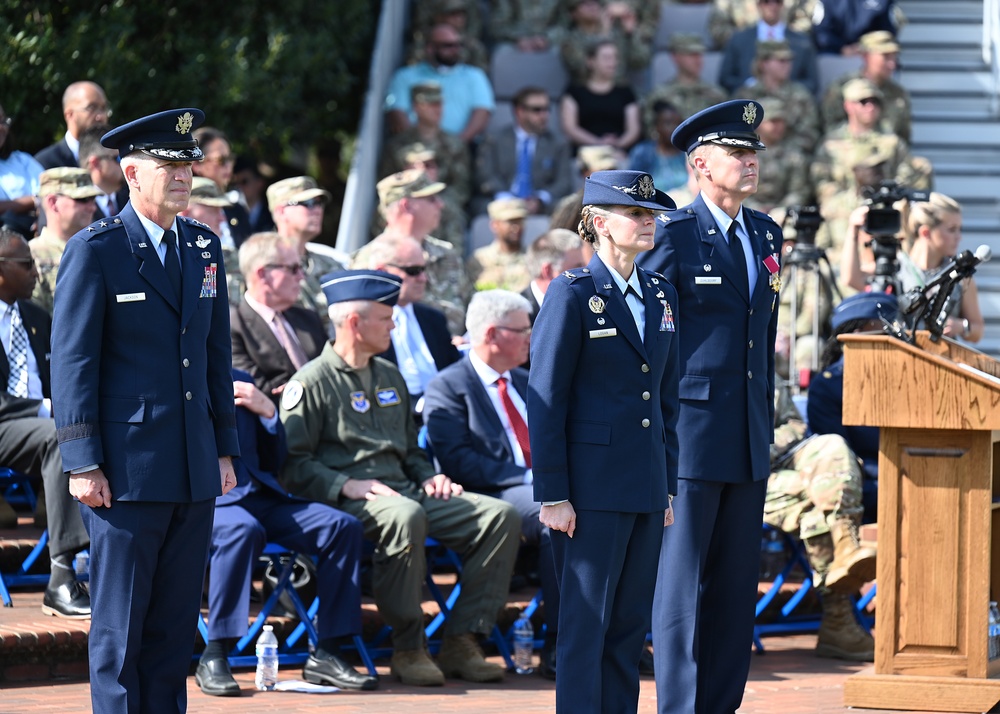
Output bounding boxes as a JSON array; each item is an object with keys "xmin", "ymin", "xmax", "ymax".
[
  {"xmin": 557, "ymin": 0, "xmax": 654, "ymax": 84},
  {"xmin": 708, "ymin": 0, "xmax": 817, "ymax": 50},
  {"xmin": 766, "ymin": 386, "xmax": 877, "ymax": 660},
  {"xmin": 466, "ymin": 199, "xmax": 532, "ymax": 292},
  {"xmin": 645, "ymin": 34, "xmax": 728, "ymax": 123},
  {"xmin": 30, "ymin": 168, "xmax": 103, "ymax": 314},
  {"xmin": 178, "ymin": 178, "xmax": 244, "ymax": 310},
  {"xmin": 821, "ymin": 31, "xmax": 912, "ymax": 142},
  {"xmin": 490, "ymin": 0, "xmax": 560, "ymax": 50}
]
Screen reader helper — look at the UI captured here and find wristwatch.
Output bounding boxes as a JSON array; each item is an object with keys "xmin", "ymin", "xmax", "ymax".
[{"xmin": 962, "ymin": 318, "xmax": 971, "ymax": 337}]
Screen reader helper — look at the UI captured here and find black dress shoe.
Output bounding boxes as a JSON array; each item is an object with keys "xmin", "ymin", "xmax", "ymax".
[
  {"xmin": 303, "ymin": 653, "xmax": 378, "ymax": 691},
  {"xmin": 195, "ymin": 657, "xmax": 241, "ymax": 697},
  {"xmin": 538, "ymin": 643, "xmax": 556, "ymax": 681},
  {"xmin": 41, "ymin": 581, "xmax": 91, "ymax": 619},
  {"xmin": 638, "ymin": 643, "xmax": 655, "ymax": 677}
]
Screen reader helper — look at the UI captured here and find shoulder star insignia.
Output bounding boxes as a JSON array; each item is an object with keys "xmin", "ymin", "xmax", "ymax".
[
  {"xmin": 87, "ymin": 226, "xmax": 95, "ymax": 232},
  {"xmin": 99, "ymin": 221, "xmax": 108, "ymax": 228}
]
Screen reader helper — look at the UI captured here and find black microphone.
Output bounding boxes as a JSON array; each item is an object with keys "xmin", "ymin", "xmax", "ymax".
[
  {"xmin": 925, "ymin": 245, "xmax": 992, "ymax": 291},
  {"xmin": 923, "ymin": 245, "xmax": 991, "ymax": 341}
]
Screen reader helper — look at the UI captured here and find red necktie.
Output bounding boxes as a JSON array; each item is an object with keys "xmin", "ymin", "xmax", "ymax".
[{"xmin": 497, "ymin": 376, "xmax": 531, "ymax": 467}]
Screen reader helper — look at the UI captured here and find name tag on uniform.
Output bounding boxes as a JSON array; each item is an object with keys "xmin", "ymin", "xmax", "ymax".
[
  {"xmin": 589, "ymin": 328, "xmax": 617, "ymax": 339},
  {"xmin": 695, "ymin": 277, "xmax": 722, "ymax": 285},
  {"xmin": 116, "ymin": 292, "xmax": 146, "ymax": 303}
]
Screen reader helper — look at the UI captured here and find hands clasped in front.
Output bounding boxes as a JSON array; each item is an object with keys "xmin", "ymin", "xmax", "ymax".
[{"xmin": 540, "ymin": 501, "xmax": 675, "ymax": 538}]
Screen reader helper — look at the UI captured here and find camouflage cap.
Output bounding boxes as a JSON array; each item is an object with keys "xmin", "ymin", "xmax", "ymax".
[
  {"xmin": 577, "ymin": 145, "xmax": 619, "ymax": 171},
  {"xmin": 859, "ymin": 30, "xmax": 900, "ymax": 54},
  {"xmin": 266, "ymin": 175, "xmax": 332, "ymax": 213},
  {"xmin": 189, "ymin": 177, "xmax": 234, "ymax": 207},
  {"xmin": 851, "ymin": 141, "xmax": 893, "ymax": 169},
  {"xmin": 487, "ymin": 198, "xmax": 529, "ymax": 221},
  {"xmin": 756, "ymin": 40, "xmax": 794, "ymax": 61},
  {"xmin": 400, "ymin": 141, "xmax": 437, "ymax": 165},
  {"xmin": 668, "ymin": 32, "xmax": 706, "ymax": 54},
  {"xmin": 410, "ymin": 81, "xmax": 443, "ymax": 104},
  {"xmin": 843, "ymin": 77, "xmax": 884, "ymax": 103},
  {"xmin": 376, "ymin": 169, "xmax": 446, "ymax": 209},
  {"xmin": 757, "ymin": 97, "xmax": 787, "ymax": 122},
  {"xmin": 38, "ymin": 167, "xmax": 102, "ymax": 199}
]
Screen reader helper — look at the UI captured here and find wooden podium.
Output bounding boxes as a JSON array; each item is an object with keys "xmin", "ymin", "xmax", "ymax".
[{"xmin": 840, "ymin": 331, "xmax": 1000, "ymax": 713}]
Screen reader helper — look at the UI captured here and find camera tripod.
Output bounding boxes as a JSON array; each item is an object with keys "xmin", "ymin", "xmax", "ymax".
[{"xmin": 780, "ymin": 242, "xmax": 842, "ymax": 393}]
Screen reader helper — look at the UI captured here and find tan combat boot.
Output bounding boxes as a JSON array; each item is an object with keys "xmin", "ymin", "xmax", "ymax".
[
  {"xmin": 826, "ymin": 518, "xmax": 877, "ymax": 593},
  {"xmin": 815, "ymin": 592, "xmax": 875, "ymax": 661},
  {"xmin": 391, "ymin": 647, "xmax": 445, "ymax": 686},
  {"xmin": 437, "ymin": 633, "xmax": 506, "ymax": 682}
]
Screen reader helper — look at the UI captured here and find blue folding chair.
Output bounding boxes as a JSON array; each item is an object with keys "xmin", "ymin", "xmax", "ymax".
[
  {"xmin": 0, "ymin": 468, "xmax": 51, "ymax": 607},
  {"xmin": 753, "ymin": 524, "xmax": 821, "ymax": 652}
]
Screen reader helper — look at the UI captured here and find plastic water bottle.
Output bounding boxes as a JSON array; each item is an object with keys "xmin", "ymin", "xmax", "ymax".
[
  {"xmin": 74, "ymin": 550, "xmax": 89, "ymax": 577},
  {"xmin": 512, "ymin": 611, "xmax": 535, "ymax": 675},
  {"xmin": 759, "ymin": 528, "xmax": 785, "ymax": 581},
  {"xmin": 254, "ymin": 625, "xmax": 279, "ymax": 690},
  {"xmin": 989, "ymin": 602, "xmax": 1000, "ymax": 660}
]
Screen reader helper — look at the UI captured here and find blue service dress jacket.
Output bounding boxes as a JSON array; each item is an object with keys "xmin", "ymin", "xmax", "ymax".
[
  {"xmin": 527, "ymin": 254, "xmax": 680, "ymax": 511},
  {"xmin": 51, "ymin": 202, "xmax": 240, "ymax": 502},
  {"xmin": 637, "ymin": 193, "xmax": 781, "ymax": 483}
]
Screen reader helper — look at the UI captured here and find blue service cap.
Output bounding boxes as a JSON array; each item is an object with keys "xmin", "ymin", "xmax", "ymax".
[
  {"xmin": 831, "ymin": 291, "xmax": 898, "ymax": 331},
  {"xmin": 101, "ymin": 107, "xmax": 205, "ymax": 161},
  {"xmin": 582, "ymin": 170, "xmax": 676, "ymax": 211},
  {"xmin": 671, "ymin": 99, "xmax": 766, "ymax": 154},
  {"xmin": 320, "ymin": 270, "xmax": 402, "ymax": 307}
]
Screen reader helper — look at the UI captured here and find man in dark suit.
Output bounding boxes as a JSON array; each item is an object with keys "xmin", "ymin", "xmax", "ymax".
[
  {"xmin": 423, "ymin": 289, "xmax": 559, "ymax": 679},
  {"xmin": 192, "ymin": 126, "xmax": 252, "ymax": 248},
  {"xmin": 196, "ymin": 369, "xmax": 376, "ymax": 696},
  {"xmin": 637, "ymin": 100, "xmax": 781, "ymax": 714},
  {"xmin": 0, "ymin": 227, "xmax": 91, "ymax": 618},
  {"xmin": 361, "ymin": 234, "xmax": 460, "ymax": 412},
  {"xmin": 473, "ymin": 86, "xmax": 575, "ymax": 216},
  {"xmin": 51, "ymin": 108, "xmax": 239, "ymax": 714},
  {"xmin": 35, "ymin": 81, "xmax": 112, "ymax": 169},
  {"xmin": 231, "ymin": 231, "xmax": 327, "ymax": 402},
  {"xmin": 521, "ymin": 228, "xmax": 585, "ymax": 326},
  {"xmin": 718, "ymin": 0, "xmax": 818, "ymax": 94},
  {"xmin": 78, "ymin": 125, "xmax": 129, "ymax": 221}
]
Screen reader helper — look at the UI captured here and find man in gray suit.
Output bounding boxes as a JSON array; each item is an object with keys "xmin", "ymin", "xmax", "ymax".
[{"xmin": 473, "ymin": 86, "xmax": 574, "ymax": 216}]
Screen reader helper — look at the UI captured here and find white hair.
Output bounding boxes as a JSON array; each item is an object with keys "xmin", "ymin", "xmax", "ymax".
[
  {"xmin": 466, "ymin": 290, "xmax": 533, "ymax": 346},
  {"xmin": 328, "ymin": 299, "xmax": 371, "ymax": 328}
]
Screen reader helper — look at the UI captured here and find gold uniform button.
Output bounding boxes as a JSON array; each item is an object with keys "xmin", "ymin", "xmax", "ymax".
[
  {"xmin": 641, "ymin": 418, "xmax": 650, "ymax": 428},
  {"xmin": 185, "ymin": 391, "xmax": 193, "ymax": 400},
  {"xmin": 182, "ymin": 358, "xmax": 190, "ymax": 368},
  {"xmin": 641, "ymin": 364, "xmax": 650, "ymax": 373},
  {"xmin": 642, "ymin": 391, "xmax": 651, "ymax": 400}
]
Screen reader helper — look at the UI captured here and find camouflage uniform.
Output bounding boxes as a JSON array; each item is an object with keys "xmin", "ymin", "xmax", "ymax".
[
  {"xmin": 645, "ymin": 80, "xmax": 728, "ymax": 123},
  {"xmin": 746, "ymin": 141, "xmax": 810, "ymax": 215},
  {"xmin": 741, "ymin": 81, "xmax": 822, "ymax": 155},
  {"xmin": 559, "ymin": 24, "xmax": 653, "ymax": 84},
  {"xmin": 29, "ymin": 228, "xmax": 67, "ymax": 315},
  {"xmin": 466, "ymin": 242, "xmax": 532, "ymax": 292},
  {"xmin": 490, "ymin": 0, "xmax": 560, "ymax": 45},
  {"xmin": 707, "ymin": 0, "xmax": 817, "ymax": 50},
  {"xmin": 822, "ymin": 71, "xmax": 912, "ymax": 142}
]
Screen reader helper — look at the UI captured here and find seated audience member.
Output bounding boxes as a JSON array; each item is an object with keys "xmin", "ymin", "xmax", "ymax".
[
  {"xmin": 556, "ymin": 0, "xmax": 654, "ymax": 84},
  {"xmin": 34, "ymin": 81, "xmax": 111, "ymax": 169},
  {"xmin": 474, "ymin": 86, "xmax": 574, "ymax": 216},
  {"xmin": 767, "ymin": 387, "xmax": 876, "ymax": 661},
  {"xmin": 491, "ymin": 0, "xmax": 560, "ymax": 50},
  {"xmin": 77, "ymin": 125, "xmax": 127, "ymax": 221},
  {"xmin": 739, "ymin": 41, "xmax": 820, "ymax": 155},
  {"xmin": 357, "ymin": 170, "xmax": 471, "ymax": 336},
  {"xmin": 410, "ymin": 0, "xmax": 489, "ymax": 70},
  {"xmin": 280, "ymin": 270, "xmax": 521, "ymax": 686},
  {"xmin": 385, "ymin": 23, "xmax": 494, "ymax": 143},
  {"xmin": 197, "ymin": 370, "xmax": 376, "ymax": 697},
  {"xmin": 521, "ymin": 228, "xmax": 585, "ymax": 324},
  {"xmin": 192, "ymin": 127, "xmax": 251, "ymax": 248},
  {"xmin": 388, "ymin": 143, "xmax": 467, "ymax": 254},
  {"xmin": 744, "ymin": 98, "xmax": 809, "ymax": 218},
  {"xmin": 808, "ymin": 291, "xmax": 897, "ymax": 516},
  {"xmin": 0, "ymin": 226, "xmax": 91, "ymax": 618},
  {"xmin": 628, "ymin": 100, "xmax": 688, "ymax": 193},
  {"xmin": 0, "ymin": 102, "xmax": 43, "ymax": 237},
  {"xmin": 813, "ymin": 0, "xmax": 901, "ymax": 56},
  {"xmin": 840, "ymin": 193, "xmax": 984, "ymax": 342},
  {"xmin": 231, "ymin": 158, "xmax": 274, "ymax": 234},
  {"xmin": 718, "ymin": 0, "xmax": 818, "ymax": 95},
  {"xmin": 424, "ymin": 289, "xmax": 560, "ymax": 679},
  {"xmin": 822, "ymin": 31, "xmax": 911, "ymax": 142},
  {"xmin": 708, "ymin": 0, "xmax": 816, "ymax": 50},
  {"xmin": 30, "ymin": 169, "xmax": 101, "ymax": 314},
  {"xmin": 230, "ymin": 232, "xmax": 327, "ymax": 403},
  {"xmin": 358, "ymin": 235, "xmax": 460, "ymax": 409},
  {"xmin": 560, "ymin": 39, "xmax": 641, "ymax": 154},
  {"xmin": 549, "ymin": 145, "xmax": 619, "ymax": 232},
  {"xmin": 646, "ymin": 34, "xmax": 728, "ymax": 122},
  {"xmin": 467, "ymin": 199, "xmax": 532, "ymax": 292}
]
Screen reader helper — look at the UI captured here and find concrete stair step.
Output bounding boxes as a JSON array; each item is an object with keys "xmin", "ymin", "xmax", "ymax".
[
  {"xmin": 899, "ymin": 0, "xmax": 984, "ymax": 22},
  {"xmin": 911, "ymin": 120, "xmax": 1000, "ymax": 146},
  {"xmin": 899, "ymin": 22, "xmax": 984, "ymax": 44},
  {"xmin": 912, "ymin": 96, "xmax": 996, "ymax": 120},
  {"xmin": 901, "ymin": 69, "xmax": 994, "ymax": 94}
]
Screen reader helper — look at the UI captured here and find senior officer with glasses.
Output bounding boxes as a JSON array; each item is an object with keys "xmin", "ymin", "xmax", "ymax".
[
  {"xmin": 230, "ymin": 231, "xmax": 328, "ymax": 405},
  {"xmin": 637, "ymin": 100, "xmax": 782, "ymax": 714},
  {"xmin": 51, "ymin": 108, "xmax": 239, "ymax": 714}
]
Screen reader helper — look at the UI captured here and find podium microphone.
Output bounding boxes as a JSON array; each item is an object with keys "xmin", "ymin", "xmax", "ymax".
[{"xmin": 926, "ymin": 244, "xmax": 991, "ymax": 341}]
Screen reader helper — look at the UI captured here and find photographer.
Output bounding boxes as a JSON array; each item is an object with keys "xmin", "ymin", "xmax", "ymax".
[{"xmin": 841, "ymin": 192, "xmax": 984, "ymax": 342}]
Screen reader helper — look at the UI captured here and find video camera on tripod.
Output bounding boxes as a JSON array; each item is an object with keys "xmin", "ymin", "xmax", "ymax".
[{"xmin": 860, "ymin": 180, "xmax": 929, "ymax": 293}]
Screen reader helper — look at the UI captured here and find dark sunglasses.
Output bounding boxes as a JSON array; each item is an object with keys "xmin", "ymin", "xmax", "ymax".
[
  {"xmin": 521, "ymin": 104, "xmax": 551, "ymax": 113},
  {"xmin": 286, "ymin": 197, "xmax": 325, "ymax": 209},
  {"xmin": 389, "ymin": 263, "xmax": 427, "ymax": 277},
  {"xmin": 858, "ymin": 97, "xmax": 882, "ymax": 107},
  {"xmin": 0, "ymin": 256, "xmax": 35, "ymax": 268},
  {"xmin": 265, "ymin": 263, "xmax": 305, "ymax": 275}
]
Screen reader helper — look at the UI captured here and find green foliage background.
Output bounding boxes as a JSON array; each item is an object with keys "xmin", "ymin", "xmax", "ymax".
[{"xmin": 1, "ymin": 0, "xmax": 379, "ymax": 227}]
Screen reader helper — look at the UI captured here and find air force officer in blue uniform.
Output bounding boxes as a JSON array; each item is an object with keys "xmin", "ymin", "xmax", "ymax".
[
  {"xmin": 637, "ymin": 100, "xmax": 782, "ymax": 714},
  {"xmin": 51, "ymin": 108, "xmax": 240, "ymax": 714},
  {"xmin": 528, "ymin": 170, "xmax": 680, "ymax": 714}
]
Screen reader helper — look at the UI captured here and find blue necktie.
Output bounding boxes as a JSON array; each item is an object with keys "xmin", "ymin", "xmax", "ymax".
[
  {"xmin": 513, "ymin": 137, "xmax": 534, "ymax": 198},
  {"xmin": 162, "ymin": 229, "xmax": 182, "ymax": 302},
  {"xmin": 728, "ymin": 221, "xmax": 750, "ymax": 300}
]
